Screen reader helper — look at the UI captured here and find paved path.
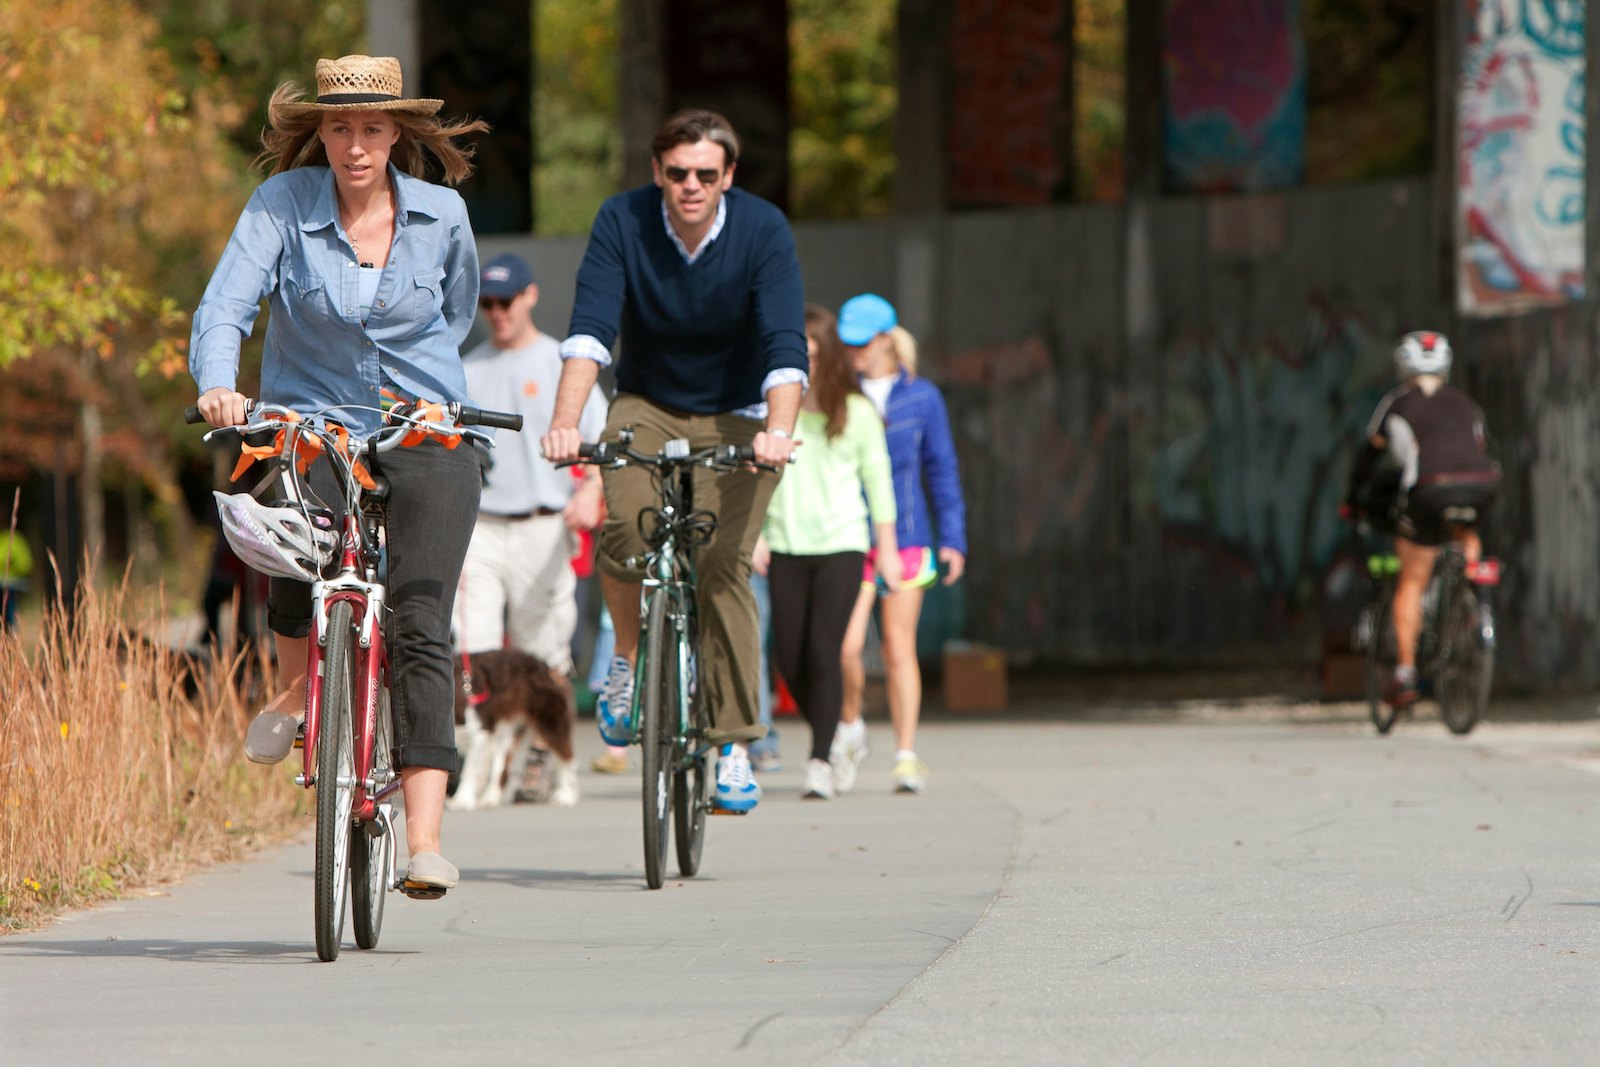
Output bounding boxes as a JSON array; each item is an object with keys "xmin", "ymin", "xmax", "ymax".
[{"xmin": 3, "ymin": 706, "xmax": 1597, "ymax": 1065}]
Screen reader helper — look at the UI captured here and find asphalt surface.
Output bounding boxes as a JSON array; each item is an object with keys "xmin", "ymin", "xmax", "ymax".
[{"xmin": 3, "ymin": 698, "xmax": 1597, "ymax": 1066}]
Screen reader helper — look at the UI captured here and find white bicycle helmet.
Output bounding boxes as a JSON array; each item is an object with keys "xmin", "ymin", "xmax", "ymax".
[
  {"xmin": 1393, "ymin": 330, "xmax": 1452, "ymax": 377},
  {"xmin": 213, "ymin": 491, "xmax": 336, "ymax": 582}
]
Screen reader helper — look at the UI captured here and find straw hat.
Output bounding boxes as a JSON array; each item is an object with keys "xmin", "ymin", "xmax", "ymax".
[{"xmin": 278, "ymin": 55, "xmax": 442, "ymax": 117}]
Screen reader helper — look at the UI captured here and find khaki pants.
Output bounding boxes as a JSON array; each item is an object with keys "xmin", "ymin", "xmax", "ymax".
[
  {"xmin": 454, "ymin": 513, "xmax": 577, "ymax": 672},
  {"xmin": 598, "ymin": 394, "xmax": 779, "ymax": 745}
]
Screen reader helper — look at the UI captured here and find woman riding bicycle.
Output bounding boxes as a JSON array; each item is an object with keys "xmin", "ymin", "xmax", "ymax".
[
  {"xmin": 190, "ymin": 55, "xmax": 488, "ymax": 897},
  {"xmin": 1345, "ymin": 331, "xmax": 1500, "ymax": 710}
]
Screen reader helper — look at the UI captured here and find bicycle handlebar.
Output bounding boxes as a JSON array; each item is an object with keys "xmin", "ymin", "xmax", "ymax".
[
  {"xmin": 187, "ymin": 399, "xmax": 523, "ymax": 449},
  {"xmin": 568, "ymin": 437, "xmax": 787, "ymax": 473}
]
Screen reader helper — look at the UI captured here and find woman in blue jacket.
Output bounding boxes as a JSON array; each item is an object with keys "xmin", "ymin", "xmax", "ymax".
[{"xmin": 832, "ymin": 294, "xmax": 966, "ymax": 795}]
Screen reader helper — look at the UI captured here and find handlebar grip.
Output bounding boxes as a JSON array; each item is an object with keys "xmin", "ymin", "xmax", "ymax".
[
  {"xmin": 456, "ymin": 405, "xmax": 523, "ymax": 431},
  {"xmin": 187, "ymin": 398, "xmax": 254, "ymax": 425},
  {"xmin": 722, "ymin": 444, "xmax": 794, "ymax": 466}
]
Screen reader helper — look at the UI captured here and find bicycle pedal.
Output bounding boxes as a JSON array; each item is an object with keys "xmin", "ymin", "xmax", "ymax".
[
  {"xmin": 397, "ymin": 879, "xmax": 448, "ymax": 900},
  {"xmin": 708, "ymin": 807, "xmax": 749, "ymax": 816}
]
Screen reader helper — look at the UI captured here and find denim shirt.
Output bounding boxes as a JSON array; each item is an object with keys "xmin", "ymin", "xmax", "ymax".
[{"xmin": 190, "ymin": 165, "xmax": 479, "ymax": 437}]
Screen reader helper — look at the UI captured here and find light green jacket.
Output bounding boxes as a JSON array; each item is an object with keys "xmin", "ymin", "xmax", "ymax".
[{"xmin": 763, "ymin": 395, "xmax": 896, "ymax": 555}]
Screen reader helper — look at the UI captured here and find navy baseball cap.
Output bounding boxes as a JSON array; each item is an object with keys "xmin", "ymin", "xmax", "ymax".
[
  {"xmin": 479, "ymin": 253, "xmax": 535, "ymax": 298},
  {"xmin": 837, "ymin": 293, "xmax": 897, "ymax": 345}
]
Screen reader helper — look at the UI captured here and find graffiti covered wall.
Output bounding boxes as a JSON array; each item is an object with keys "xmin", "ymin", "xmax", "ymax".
[
  {"xmin": 1162, "ymin": 0, "xmax": 1307, "ymax": 192},
  {"xmin": 1458, "ymin": 0, "xmax": 1587, "ymax": 314}
]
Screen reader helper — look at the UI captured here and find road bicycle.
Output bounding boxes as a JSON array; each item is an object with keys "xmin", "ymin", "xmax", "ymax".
[
  {"xmin": 1354, "ymin": 508, "xmax": 1499, "ymax": 736},
  {"xmin": 190, "ymin": 398, "xmax": 519, "ymax": 960},
  {"xmin": 564, "ymin": 427, "xmax": 776, "ymax": 890}
]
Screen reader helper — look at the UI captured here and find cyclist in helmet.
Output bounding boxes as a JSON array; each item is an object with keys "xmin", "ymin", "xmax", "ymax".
[{"xmin": 1346, "ymin": 331, "xmax": 1500, "ymax": 709}]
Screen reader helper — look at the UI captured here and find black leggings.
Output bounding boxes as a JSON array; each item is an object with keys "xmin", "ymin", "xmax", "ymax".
[{"xmin": 768, "ymin": 551, "xmax": 865, "ymax": 761}]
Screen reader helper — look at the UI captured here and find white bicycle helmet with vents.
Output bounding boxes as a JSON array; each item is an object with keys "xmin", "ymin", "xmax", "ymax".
[
  {"xmin": 213, "ymin": 491, "xmax": 336, "ymax": 582},
  {"xmin": 1393, "ymin": 330, "xmax": 1452, "ymax": 378}
]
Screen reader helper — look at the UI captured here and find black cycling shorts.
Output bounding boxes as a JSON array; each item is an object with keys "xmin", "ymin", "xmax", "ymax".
[{"xmin": 1397, "ymin": 480, "xmax": 1498, "ymax": 547}]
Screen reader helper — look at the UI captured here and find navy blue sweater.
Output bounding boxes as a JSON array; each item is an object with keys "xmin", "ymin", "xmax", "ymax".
[{"xmin": 567, "ymin": 185, "xmax": 808, "ymax": 413}]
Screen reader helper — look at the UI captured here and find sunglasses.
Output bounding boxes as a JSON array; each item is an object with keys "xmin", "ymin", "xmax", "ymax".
[
  {"xmin": 662, "ymin": 165, "xmax": 722, "ymax": 186},
  {"xmin": 478, "ymin": 296, "xmax": 514, "ymax": 311}
]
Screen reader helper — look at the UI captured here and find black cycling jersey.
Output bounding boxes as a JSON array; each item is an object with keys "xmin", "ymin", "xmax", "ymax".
[{"xmin": 1364, "ymin": 381, "xmax": 1497, "ymax": 488}]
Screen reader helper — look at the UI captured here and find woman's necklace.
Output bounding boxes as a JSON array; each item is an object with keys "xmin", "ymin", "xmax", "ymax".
[{"xmin": 341, "ymin": 188, "xmax": 391, "ymax": 268}]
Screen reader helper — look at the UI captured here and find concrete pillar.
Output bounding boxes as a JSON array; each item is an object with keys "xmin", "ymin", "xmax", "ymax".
[
  {"xmin": 895, "ymin": 0, "xmax": 952, "ymax": 217},
  {"xmin": 366, "ymin": 0, "xmax": 420, "ymax": 82},
  {"xmin": 619, "ymin": 0, "xmax": 667, "ymax": 190},
  {"xmin": 664, "ymin": 0, "xmax": 791, "ymax": 210},
  {"xmin": 417, "ymin": 0, "xmax": 533, "ymax": 232},
  {"xmin": 1432, "ymin": 0, "xmax": 1460, "ymax": 327}
]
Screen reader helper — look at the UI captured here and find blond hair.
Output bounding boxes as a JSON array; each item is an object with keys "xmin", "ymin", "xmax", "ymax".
[
  {"xmin": 255, "ymin": 82, "xmax": 490, "ymax": 186},
  {"xmin": 888, "ymin": 325, "xmax": 918, "ymax": 378}
]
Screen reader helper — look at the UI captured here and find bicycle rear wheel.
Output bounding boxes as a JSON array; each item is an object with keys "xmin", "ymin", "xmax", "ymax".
[
  {"xmin": 314, "ymin": 599, "xmax": 357, "ymax": 962},
  {"xmin": 1438, "ymin": 587, "xmax": 1493, "ymax": 735},
  {"xmin": 640, "ymin": 590, "xmax": 675, "ymax": 890},
  {"xmin": 673, "ymin": 632, "xmax": 708, "ymax": 878},
  {"xmin": 1365, "ymin": 591, "xmax": 1399, "ymax": 735},
  {"xmin": 350, "ymin": 681, "xmax": 393, "ymax": 950}
]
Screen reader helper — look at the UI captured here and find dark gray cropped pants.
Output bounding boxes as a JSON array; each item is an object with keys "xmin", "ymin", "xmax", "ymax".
[{"xmin": 268, "ymin": 439, "xmax": 480, "ymax": 773}]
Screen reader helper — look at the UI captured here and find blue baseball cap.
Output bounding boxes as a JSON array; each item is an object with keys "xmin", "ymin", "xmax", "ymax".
[
  {"xmin": 837, "ymin": 293, "xmax": 897, "ymax": 345},
  {"xmin": 479, "ymin": 252, "xmax": 535, "ymax": 298}
]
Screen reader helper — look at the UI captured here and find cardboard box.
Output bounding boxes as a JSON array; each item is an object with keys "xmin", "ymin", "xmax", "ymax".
[
  {"xmin": 1320, "ymin": 652, "xmax": 1367, "ymax": 701},
  {"xmin": 942, "ymin": 643, "xmax": 1008, "ymax": 711}
]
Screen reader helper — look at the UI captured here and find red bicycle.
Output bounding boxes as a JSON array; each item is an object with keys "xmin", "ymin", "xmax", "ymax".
[{"xmin": 189, "ymin": 399, "xmax": 520, "ymax": 960}]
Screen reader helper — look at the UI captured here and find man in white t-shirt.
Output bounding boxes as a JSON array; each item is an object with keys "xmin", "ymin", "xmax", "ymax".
[{"xmin": 454, "ymin": 253, "xmax": 608, "ymax": 805}]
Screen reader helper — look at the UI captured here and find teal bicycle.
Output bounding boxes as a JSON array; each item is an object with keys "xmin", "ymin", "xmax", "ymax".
[{"xmin": 567, "ymin": 428, "xmax": 774, "ymax": 889}]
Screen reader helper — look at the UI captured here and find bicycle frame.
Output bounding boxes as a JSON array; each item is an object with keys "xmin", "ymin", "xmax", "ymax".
[
  {"xmin": 192, "ymin": 397, "xmax": 522, "ymax": 954},
  {"xmin": 631, "ymin": 463, "xmax": 708, "ymax": 769},
  {"xmin": 302, "ymin": 511, "xmax": 399, "ymax": 823}
]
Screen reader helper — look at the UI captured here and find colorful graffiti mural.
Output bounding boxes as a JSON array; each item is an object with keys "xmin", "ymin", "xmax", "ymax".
[
  {"xmin": 1162, "ymin": 0, "xmax": 1307, "ymax": 192},
  {"xmin": 1151, "ymin": 303, "xmax": 1381, "ymax": 601},
  {"xmin": 942, "ymin": 302, "xmax": 1389, "ymax": 659},
  {"xmin": 1458, "ymin": 0, "xmax": 1587, "ymax": 314}
]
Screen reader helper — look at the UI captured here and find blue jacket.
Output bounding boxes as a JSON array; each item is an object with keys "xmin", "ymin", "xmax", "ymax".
[
  {"xmin": 190, "ymin": 165, "xmax": 478, "ymax": 437},
  {"xmin": 566, "ymin": 186, "xmax": 807, "ymax": 414},
  {"xmin": 879, "ymin": 371, "xmax": 967, "ymax": 556}
]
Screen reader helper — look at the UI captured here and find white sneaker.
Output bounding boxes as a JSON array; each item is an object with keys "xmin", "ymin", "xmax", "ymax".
[
  {"xmin": 829, "ymin": 723, "xmax": 868, "ymax": 795},
  {"xmin": 892, "ymin": 754, "xmax": 929, "ymax": 794},
  {"xmin": 713, "ymin": 744, "xmax": 761, "ymax": 813},
  {"xmin": 802, "ymin": 758, "xmax": 834, "ymax": 800}
]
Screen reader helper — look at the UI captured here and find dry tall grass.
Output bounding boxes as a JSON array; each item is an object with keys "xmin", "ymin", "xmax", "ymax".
[{"xmin": 0, "ymin": 574, "xmax": 303, "ymax": 931}]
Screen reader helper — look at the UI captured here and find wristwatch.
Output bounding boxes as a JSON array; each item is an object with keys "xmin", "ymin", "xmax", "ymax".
[{"xmin": 767, "ymin": 428, "xmax": 790, "ymax": 439}]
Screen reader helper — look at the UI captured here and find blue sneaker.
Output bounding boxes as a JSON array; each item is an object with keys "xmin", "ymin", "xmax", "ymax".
[
  {"xmin": 712, "ymin": 744, "xmax": 761, "ymax": 814},
  {"xmin": 596, "ymin": 656, "xmax": 635, "ymax": 746}
]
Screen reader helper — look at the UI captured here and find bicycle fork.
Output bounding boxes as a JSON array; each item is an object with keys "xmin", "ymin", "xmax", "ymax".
[{"xmin": 297, "ymin": 582, "xmax": 397, "ymax": 819}]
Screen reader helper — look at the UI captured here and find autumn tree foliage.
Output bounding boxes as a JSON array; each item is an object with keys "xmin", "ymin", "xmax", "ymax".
[{"xmin": 0, "ymin": 1, "xmax": 255, "ymax": 556}]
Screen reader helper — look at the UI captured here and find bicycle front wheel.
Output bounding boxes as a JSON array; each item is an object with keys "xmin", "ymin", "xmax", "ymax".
[
  {"xmin": 640, "ymin": 590, "xmax": 675, "ymax": 890},
  {"xmin": 314, "ymin": 599, "xmax": 357, "ymax": 962},
  {"xmin": 350, "ymin": 681, "xmax": 393, "ymax": 950},
  {"xmin": 1365, "ymin": 592, "xmax": 1399, "ymax": 735},
  {"xmin": 673, "ymin": 630, "xmax": 708, "ymax": 878},
  {"xmin": 1438, "ymin": 587, "xmax": 1493, "ymax": 735}
]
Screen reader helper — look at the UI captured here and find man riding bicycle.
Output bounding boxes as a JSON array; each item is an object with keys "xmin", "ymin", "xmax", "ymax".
[
  {"xmin": 540, "ymin": 108, "xmax": 804, "ymax": 814},
  {"xmin": 1345, "ymin": 331, "xmax": 1500, "ymax": 709}
]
